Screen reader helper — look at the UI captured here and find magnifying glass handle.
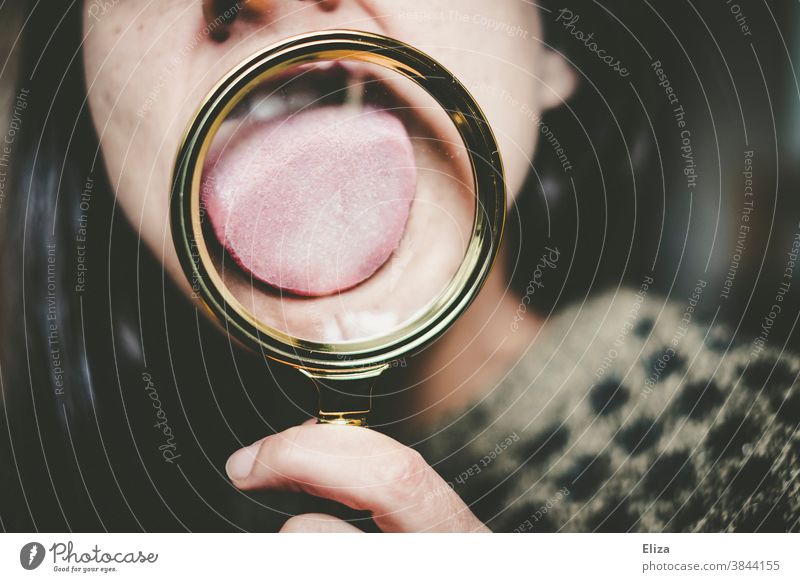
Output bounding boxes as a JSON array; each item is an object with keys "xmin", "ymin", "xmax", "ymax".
[{"xmin": 303, "ymin": 369, "xmax": 382, "ymax": 427}]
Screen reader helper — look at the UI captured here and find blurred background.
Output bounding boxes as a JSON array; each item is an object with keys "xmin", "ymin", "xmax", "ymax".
[{"xmin": 506, "ymin": 0, "xmax": 800, "ymax": 352}]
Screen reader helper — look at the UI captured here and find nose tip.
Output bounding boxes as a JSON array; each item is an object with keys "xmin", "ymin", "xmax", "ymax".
[
  {"xmin": 203, "ymin": 0, "xmax": 344, "ymax": 40},
  {"xmin": 296, "ymin": 0, "xmax": 342, "ymax": 11},
  {"xmin": 202, "ymin": 0, "xmax": 243, "ymax": 40}
]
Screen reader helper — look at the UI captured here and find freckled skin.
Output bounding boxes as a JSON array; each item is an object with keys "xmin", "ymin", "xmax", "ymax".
[{"xmin": 82, "ymin": 0, "xmax": 575, "ymax": 301}]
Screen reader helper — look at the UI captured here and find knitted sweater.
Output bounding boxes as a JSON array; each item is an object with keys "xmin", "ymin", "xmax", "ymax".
[{"xmin": 418, "ymin": 288, "xmax": 800, "ymax": 532}]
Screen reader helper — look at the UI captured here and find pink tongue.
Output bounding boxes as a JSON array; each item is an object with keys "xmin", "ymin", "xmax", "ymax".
[{"xmin": 203, "ymin": 106, "xmax": 416, "ymax": 296}]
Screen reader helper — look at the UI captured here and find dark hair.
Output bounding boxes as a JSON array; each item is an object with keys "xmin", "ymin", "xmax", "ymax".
[
  {"xmin": 0, "ymin": 0, "xmax": 316, "ymax": 531},
  {"xmin": 508, "ymin": 1, "xmax": 660, "ymax": 312},
  {"xmin": 2, "ymin": 0, "xmax": 791, "ymax": 531}
]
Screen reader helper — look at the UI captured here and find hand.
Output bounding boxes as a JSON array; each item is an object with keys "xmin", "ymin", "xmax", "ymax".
[{"xmin": 225, "ymin": 423, "xmax": 490, "ymax": 533}]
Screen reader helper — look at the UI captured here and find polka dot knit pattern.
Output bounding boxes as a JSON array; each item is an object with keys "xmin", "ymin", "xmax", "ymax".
[{"xmin": 418, "ymin": 290, "xmax": 800, "ymax": 532}]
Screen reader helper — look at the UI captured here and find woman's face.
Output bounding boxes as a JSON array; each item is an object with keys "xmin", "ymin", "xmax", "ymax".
[{"xmin": 83, "ymin": 0, "xmax": 573, "ymax": 337}]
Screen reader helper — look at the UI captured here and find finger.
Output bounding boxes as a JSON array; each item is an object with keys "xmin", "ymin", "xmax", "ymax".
[
  {"xmin": 280, "ymin": 513, "xmax": 363, "ymax": 533},
  {"xmin": 225, "ymin": 424, "xmax": 489, "ymax": 532}
]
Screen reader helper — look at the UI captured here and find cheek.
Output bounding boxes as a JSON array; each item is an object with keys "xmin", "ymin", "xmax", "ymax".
[
  {"xmin": 385, "ymin": 1, "xmax": 542, "ymax": 202},
  {"xmin": 84, "ymin": 8, "xmax": 218, "ymax": 286},
  {"xmin": 458, "ymin": 44, "xmax": 542, "ymax": 205},
  {"xmin": 470, "ymin": 66, "xmax": 541, "ymax": 205}
]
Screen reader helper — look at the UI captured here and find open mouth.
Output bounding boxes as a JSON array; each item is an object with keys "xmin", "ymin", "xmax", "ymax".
[
  {"xmin": 201, "ymin": 61, "xmax": 418, "ymax": 297},
  {"xmin": 200, "ymin": 59, "xmax": 475, "ymax": 342}
]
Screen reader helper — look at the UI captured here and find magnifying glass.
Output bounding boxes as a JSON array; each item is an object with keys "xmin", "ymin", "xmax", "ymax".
[{"xmin": 171, "ymin": 30, "xmax": 505, "ymax": 426}]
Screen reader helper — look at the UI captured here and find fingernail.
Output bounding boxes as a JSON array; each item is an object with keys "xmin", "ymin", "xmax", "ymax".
[{"xmin": 225, "ymin": 441, "xmax": 261, "ymax": 481}]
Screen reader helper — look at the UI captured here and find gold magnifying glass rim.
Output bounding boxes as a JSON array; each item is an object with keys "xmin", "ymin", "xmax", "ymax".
[{"xmin": 171, "ymin": 29, "xmax": 505, "ymax": 375}]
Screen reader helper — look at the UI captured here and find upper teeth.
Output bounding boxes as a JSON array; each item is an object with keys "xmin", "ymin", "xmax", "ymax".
[
  {"xmin": 248, "ymin": 90, "xmax": 316, "ymax": 121},
  {"xmin": 239, "ymin": 62, "xmax": 365, "ymax": 123}
]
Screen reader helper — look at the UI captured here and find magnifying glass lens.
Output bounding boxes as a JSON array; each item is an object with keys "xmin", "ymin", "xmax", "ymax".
[{"xmin": 200, "ymin": 59, "xmax": 476, "ymax": 344}]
